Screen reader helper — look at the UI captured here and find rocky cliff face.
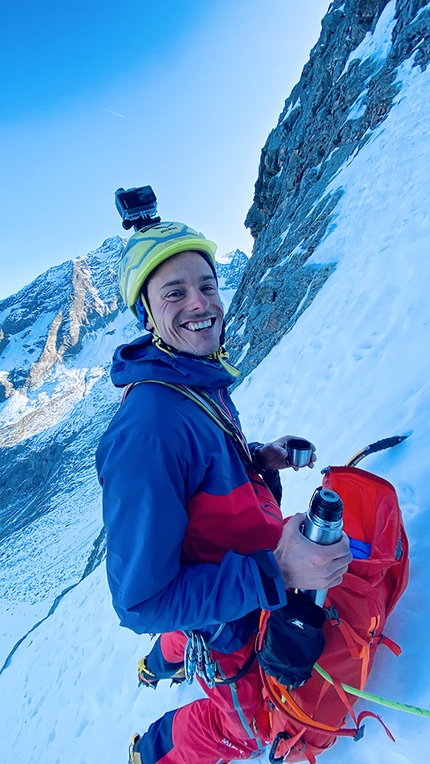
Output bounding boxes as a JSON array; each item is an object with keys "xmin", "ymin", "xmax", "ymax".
[
  {"xmin": 225, "ymin": 0, "xmax": 430, "ymax": 381},
  {"xmin": 0, "ymin": 236, "xmax": 125, "ymax": 404},
  {"xmin": 0, "ymin": 237, "xmax": 133, "ymax": 617}
]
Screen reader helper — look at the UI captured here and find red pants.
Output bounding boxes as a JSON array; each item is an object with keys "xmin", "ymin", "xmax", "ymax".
[{"xmin": 137, "ymin": 631, "xmax": 269, "ymax": 763}]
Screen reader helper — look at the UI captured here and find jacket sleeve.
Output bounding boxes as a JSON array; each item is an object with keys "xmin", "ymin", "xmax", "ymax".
[{"xmin": 96, "ymin": 426, "xmax": 286, "ymax": 635}]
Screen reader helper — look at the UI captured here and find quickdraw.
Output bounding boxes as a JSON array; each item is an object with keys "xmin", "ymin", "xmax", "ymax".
[
  {"xmin": 184, "ymin": 631, "xmax": 217, "ymax": 689},
  {"xmin": 184, "ymin": 630, "xmax": 257, "ymax": 690}
]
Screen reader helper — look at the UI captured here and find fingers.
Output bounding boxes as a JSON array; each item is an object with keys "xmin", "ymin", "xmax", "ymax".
[
  {"xmin": 284, "ymin": 512, "xmax": 306, "ymax": 530},
  {"xmin": 254, "ymin": 436, "xmax": 317, "ymax": 471},
  {"xmin": 314, "ymin": 549, "xmax": 352, "ymax": 590},
  {"xmin": 277, "ymin": 436, "xmax": 317, "ymax": 470},
  {"xmin": 330, "ymin": 532, "xmax": 353, "ymax": 561},
  {"xmin": 274, "ymin": 517, "xmax": 352, "ymax": 590}
]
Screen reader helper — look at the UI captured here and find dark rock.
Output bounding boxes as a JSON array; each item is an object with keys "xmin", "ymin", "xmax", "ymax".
[{"xmin": 227, "ymin": 0, "xmax": 428, "ymax": 385}]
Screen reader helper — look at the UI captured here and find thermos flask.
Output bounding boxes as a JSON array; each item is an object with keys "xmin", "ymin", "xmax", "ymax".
[{"xmin": 301, "ymin": 487, "xmax": 344, "ymax": 607}]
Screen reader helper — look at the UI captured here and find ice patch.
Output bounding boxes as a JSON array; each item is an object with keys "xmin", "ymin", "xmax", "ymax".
[
  {"xmin": 0, "ymin": 311, "xmax": 57, "ymax": 372},
  {"xmin": 346, "ymin": 89, "xmax": 368, "ymax": 121},
  {"xmin": 341, "ymin": 0, "xmax": 397, "ymax": 76},
  {"xmin": 278, "ymin": 241, "xmax": 306, "ymax": 267},
  {"xmin": 415, "ymin": 3, "xmax": 430, "ymax": 23},
  {"xmin": 281, "ymin": 98, "xmax": 301, "ymax": 124},
  {"xmin": 235, "ymin": 342, "xmax": 250, "ymax": 365},
  {"xmin": 236, "ymin": 317, "xmax": 248, "ymax": 338},
  {"xmin": 277, "ymin": 225, "xmax": 291, "ymax": 248},
  {"xmin": 259, "ymin": 268, "xmax": 272, "ymax": 283}
]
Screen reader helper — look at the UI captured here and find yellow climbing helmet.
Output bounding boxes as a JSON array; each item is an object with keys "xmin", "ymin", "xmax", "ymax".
[{"xmin": 118, "ymin": 221, "xmax": 217, "ymax": 315}]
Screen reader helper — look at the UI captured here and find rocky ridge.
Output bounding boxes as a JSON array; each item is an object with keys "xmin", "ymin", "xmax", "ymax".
[
  {"xmin": 225, "ymin": 0, "xmax": 430, "ymax": 382},
  {"xmin": 0, "ymin": 236, "xmax": 125, "ymax": 403}
]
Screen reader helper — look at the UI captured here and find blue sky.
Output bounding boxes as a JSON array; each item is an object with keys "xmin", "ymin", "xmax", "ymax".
[{"xmin": 0, "ymin": 0, "xmax": 330, "ymax": 299}]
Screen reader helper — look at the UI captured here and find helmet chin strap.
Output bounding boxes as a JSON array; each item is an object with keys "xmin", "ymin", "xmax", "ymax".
[
  {"xmin": 135, "ymin": 294, "xmax": 159, "ymax": 335},
  {"xmin": 135, "ymin": 297, "xmax": 240, "ymax": 377},
  {"xmin": 141, "ymin": 295, "xmax": 158, "ymax": 334},
  {"xmin": 135, "ymin": 296, "xmax": 173, "ymax": 357},
  {"xmin": 211, "ymin": 347, "xmax": 241, "ymax": 378}
]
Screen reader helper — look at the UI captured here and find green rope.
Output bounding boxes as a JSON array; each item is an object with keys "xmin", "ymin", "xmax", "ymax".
[{"xmin": 314, "ymin": 663, "xmax": 430, "ymax": 718}]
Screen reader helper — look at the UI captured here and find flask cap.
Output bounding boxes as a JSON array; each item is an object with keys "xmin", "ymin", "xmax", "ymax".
[{"xmin": 310, "ymin": 488, "xmax": 343, "ymax": 522}]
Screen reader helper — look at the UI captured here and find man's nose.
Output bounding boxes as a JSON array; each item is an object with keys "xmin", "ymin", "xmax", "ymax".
[{"xmin": 187, "ymin": 287, "xmax": 210, "ymax": 311}]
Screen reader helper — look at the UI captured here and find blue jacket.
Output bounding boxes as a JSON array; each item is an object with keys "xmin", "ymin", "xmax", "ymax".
[{"xmin": 96, "ymin": 334, "xmax": 286, "ymax": 652}]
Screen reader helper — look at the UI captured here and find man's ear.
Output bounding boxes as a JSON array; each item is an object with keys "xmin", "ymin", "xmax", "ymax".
[{"xmin": 145, "ymin": 316, "xmax": 154, "ymax": 332}]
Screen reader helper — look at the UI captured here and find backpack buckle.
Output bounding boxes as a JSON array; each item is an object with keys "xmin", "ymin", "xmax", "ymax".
[{"xmin": 325, "ymin": 604, "xmax": 341, "ymax": 626}]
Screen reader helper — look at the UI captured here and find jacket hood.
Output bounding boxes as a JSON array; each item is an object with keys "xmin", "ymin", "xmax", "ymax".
[{"xmin": 111, "ymin": 333, "xmax": 237, "ymax": 390}]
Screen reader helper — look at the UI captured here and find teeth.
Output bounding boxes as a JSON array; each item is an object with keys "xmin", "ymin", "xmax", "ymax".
[{"xmin": 184, "ymin": 319, "xmax": 212, "ymax": 331}]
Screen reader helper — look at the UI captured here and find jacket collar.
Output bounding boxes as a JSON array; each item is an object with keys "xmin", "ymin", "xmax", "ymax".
[{"xmin": 111, "ymin": 333, "xmax": 239, "ymax": 390}]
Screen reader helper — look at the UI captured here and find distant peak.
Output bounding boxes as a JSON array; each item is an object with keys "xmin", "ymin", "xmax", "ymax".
[
  {"xmin": 216, "ymin": 248, "xmax": 250, "ymax": 265},
  {"xmin": 88, "ymin": 236, "xmax": 126, "ymax": 262}
]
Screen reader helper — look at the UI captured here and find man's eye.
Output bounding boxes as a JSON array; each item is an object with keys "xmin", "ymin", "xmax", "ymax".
[
  {"xmin": 202, "ymin": 285, "xmax": 216, "ymax": 293},
  {"xmin": 166, "ymin": 290, "xmax": 184, "ymax": 299}
]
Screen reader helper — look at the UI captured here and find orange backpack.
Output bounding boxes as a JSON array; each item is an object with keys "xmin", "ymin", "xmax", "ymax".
[{"xmin": 255, "ymin": 465, "xmax": 410, "ymax": 763}]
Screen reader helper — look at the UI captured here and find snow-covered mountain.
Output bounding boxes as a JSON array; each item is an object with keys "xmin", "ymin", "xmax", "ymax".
[
  {"xmin": 0, "ymin": 239, "xmax": 247, "ymax": 664},
  {"xmin": 1, "ymin": 1, "xmax": 430, "ymax": 763},
  {"xmin": 216, "ymin": 248, "xmax": 250, "ymax": 284},
  {"xmin": 216, "ymin": 249, "xmax": 250, "ymax": 310}
]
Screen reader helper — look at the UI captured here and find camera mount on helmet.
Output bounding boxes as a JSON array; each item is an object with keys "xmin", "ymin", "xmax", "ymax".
[{"xmin": 115, "ymin": 185, "xmax": 161, "ymax": 231}]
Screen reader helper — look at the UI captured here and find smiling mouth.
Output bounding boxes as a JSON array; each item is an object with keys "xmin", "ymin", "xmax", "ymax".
[{"xmin": 182, "ymin": 318, "xmax": 216, "ymax": 332}]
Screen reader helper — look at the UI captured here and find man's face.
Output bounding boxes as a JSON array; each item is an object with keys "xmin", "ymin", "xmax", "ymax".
[{"xmin": 145, "ymin": 250, "xmax": 224, "ymax": 356}]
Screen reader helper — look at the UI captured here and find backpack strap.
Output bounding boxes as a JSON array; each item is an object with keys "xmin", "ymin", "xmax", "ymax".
[
  {"xmin": 121, "ymin": 379, "xmax": 253, "ymax": 465},
  {"xmin": 378, "ymin": 633, "xmax": 402, "ymax": 656},
  {"xmin": 325, "ymin": 597, "xmax": 377, "ymax": 689},
  {"xmin": 262, "ymin": 671, "xmax": 362, "ymax": 739},
  {"xmin": 325, "ymin": 597, "xmax": 402, "ymax": 688}
]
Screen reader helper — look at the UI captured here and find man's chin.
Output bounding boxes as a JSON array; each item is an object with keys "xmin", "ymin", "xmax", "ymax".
[
  {"xmin": 182, "ymin": 341, "xmax": 221, "ymax": 357},
  {"xmin": 173, "ymin": 328, "xmax": 221, "ymax": 357}
]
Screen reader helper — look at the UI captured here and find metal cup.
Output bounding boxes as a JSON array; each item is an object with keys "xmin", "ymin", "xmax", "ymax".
[{"xmin": 285, "ymin": 437, "xmax": 313, "ymax": 468}]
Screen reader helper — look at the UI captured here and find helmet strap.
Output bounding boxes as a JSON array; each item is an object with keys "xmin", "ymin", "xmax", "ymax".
[
  {"xmin": 135, "ymin": 293, "xmax": 159, "ymax": 335},
  {"xmin": 136, "ymin": 297, "xmax": 239, "ymax": 376}
]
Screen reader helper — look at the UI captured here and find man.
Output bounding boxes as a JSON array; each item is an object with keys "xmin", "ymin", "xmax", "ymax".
[{"xmin": 96, "ymin": 221, "xmax": 351, "ymax": 764}]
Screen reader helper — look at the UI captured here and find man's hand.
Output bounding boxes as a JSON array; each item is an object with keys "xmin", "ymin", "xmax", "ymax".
[
  {"xmin": 255, "ymin": 435, "xmax": 316, "ymax": 471},
  {"xmin": 273, "ymin": 513, "xmax": 352, "ymax": 590}
]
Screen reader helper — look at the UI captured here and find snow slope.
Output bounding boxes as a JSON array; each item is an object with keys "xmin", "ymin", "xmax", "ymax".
[
  {"xmin": 234, "ymin": 52, "xmax": 430, "ymax": 764},
  {"xmin": 1, "ymin": 27, "xmax": 430, "ymax": 764}
]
